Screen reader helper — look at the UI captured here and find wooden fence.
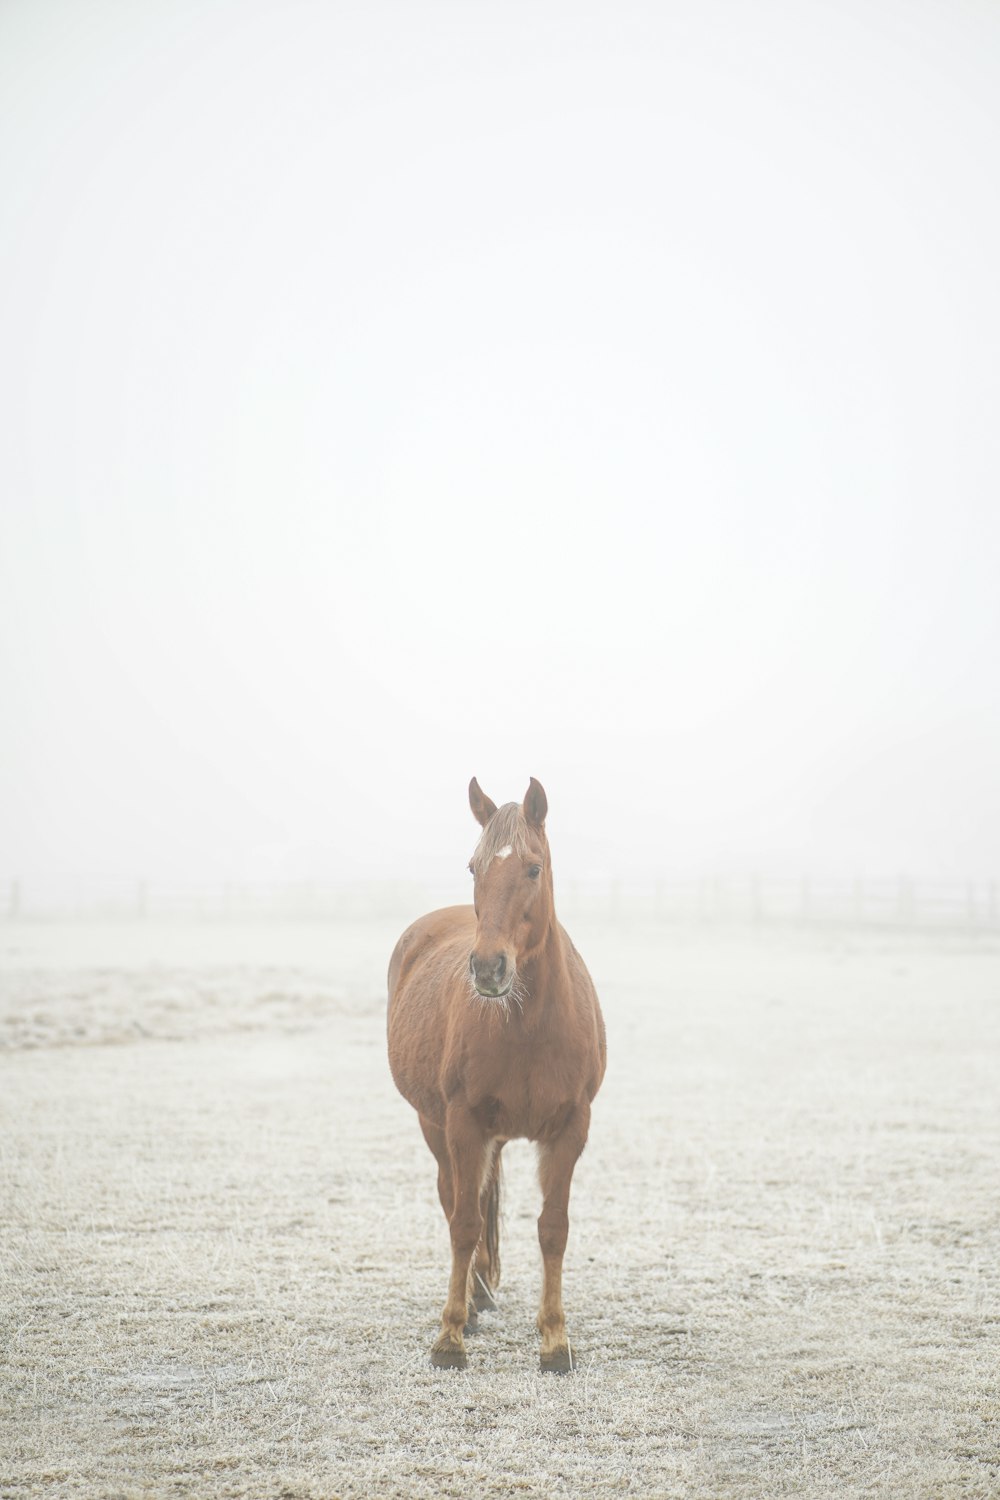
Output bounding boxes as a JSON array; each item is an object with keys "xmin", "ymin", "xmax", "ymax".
[{"xmin": 2, "ymin": 875, "xmax": 998, "ymax": 931}]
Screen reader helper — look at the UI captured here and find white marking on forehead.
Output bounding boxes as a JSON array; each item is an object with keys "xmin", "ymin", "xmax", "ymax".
[{"xmin": 493, "ymin": 845, "xmax": 513, "ymax": 861}]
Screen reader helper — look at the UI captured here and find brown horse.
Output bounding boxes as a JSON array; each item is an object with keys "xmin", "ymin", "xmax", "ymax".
[{"xmin": 387, "ymin": 777, "xmax": 606, "ymax": 1372}]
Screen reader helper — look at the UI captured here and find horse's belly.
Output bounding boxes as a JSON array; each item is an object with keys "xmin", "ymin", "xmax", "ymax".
[{"xmin": 386, "ymin": 981, "xmax": 450, "ymax": 1121}]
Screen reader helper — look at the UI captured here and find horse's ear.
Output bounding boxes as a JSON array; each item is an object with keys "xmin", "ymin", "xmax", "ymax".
[
  {"xmin": 469, "ymin": 777, "xmax": 498, "ymax": 827},
  {"xmin": 523, "ymin": 777, "xmax": 547, "ymax": 828}
]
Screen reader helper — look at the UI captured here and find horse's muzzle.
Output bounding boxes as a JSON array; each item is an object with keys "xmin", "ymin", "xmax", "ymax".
[{"xmin": 470, "ymin": 950, "xmax": 514, "ymax": 998}]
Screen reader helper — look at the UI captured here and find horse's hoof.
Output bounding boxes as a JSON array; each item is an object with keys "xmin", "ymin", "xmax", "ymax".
[
  {"xmin": 464, "ymin": 1304, "xmax": 479, "ymax": 1336},
  {"xmin": 540, "ymin": 1345, "xmax": 573, "ymax": 1375},
  {"xmin": 431, "ymin": 1339, "xmax": 468, "ymax": 1370}
]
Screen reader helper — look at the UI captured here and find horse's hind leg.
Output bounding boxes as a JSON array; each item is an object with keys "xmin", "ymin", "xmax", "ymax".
[
  {"xmin": 473, "ymin": 1143, "xmax": 502, "ymax": 1311},
  {"xmin": 536, "ymin": 1103, "xmax": 590, "ymax": 1374}
]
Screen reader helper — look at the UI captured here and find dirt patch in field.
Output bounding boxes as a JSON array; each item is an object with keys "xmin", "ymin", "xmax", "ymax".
[{"xmin": 2, "ymin": 919, "xmax": 999, "ymax": 1497}]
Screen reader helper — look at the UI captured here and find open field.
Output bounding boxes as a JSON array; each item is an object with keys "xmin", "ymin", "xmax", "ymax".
[{"xmin": 2, "ymin": 915, "xmax": 998, "ymax": 1498}]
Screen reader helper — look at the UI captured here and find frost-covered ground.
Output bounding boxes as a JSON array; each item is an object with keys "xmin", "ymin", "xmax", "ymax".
[{"xmin": 1, "ymin": 916, "xmax": 998, "ymax": 1498}]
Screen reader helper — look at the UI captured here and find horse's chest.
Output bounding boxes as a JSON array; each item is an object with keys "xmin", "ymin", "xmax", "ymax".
[{"xmin": 466, "ymin": 1050, "xmax": 573, "ymax": 1141}]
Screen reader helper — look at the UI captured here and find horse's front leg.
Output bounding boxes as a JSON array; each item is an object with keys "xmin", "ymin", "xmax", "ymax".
[
  {"xmin": 536, "ymin": 1102, "xmax": 590, "ymax": 1374},
  {"xmin": 431, "ymin": 1102, "xmax": 488, "ymax": 1370}
]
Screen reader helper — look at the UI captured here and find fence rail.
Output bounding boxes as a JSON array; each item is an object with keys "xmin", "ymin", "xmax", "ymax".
[{"xmin": 1, "ymin": 875, "xmax": 998, "ymax": 932}]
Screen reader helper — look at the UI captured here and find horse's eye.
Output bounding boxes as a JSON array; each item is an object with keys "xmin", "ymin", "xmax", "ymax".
[
  {"xmin": 527, "ymin": 864, "xmax": 542, "ymax": 879},
  {"xmin": 468, "ymin": 861, "xmax": 475, "ymax": 875}
]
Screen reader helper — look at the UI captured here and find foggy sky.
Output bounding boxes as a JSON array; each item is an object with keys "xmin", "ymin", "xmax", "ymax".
[{"xmin": 2, "ymin": 0, "xmax": 999, "ymax": 887}]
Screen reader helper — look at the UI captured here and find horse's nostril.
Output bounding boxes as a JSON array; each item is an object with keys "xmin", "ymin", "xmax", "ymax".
[
  {"xmin": 496, "ymin": 954, "xmax": 506, "ymax": 981},
  {"xmin": 469, "ymin": 954, "xmax": 476, "ymax": 975}
]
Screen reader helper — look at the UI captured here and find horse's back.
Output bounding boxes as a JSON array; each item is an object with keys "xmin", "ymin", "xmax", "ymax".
[{"xmin": 387, "ymin": 904, "xmax": 474, "ymax": 1006}]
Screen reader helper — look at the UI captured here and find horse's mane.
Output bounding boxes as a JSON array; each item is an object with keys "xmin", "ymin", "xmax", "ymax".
[{"xmin": 470, "ymin": 803, "xmax": 530, "ymax": 876}]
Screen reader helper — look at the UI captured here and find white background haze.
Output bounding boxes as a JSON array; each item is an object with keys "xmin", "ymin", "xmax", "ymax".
[{"xmin": 2, "ymin": 0, "xmax": 998, "ymax": 889}]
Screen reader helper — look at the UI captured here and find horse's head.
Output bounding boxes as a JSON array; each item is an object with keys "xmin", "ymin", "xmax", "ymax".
[{"xmin": 466, "ymin": 777, "xmax": 552, "ymax": 1000}]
